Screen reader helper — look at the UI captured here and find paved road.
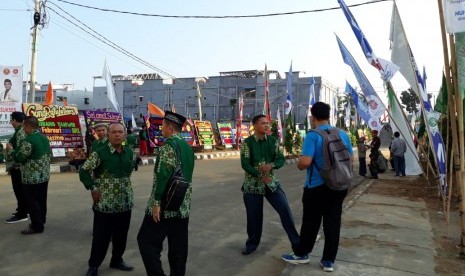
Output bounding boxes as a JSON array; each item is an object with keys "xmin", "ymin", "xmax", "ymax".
[{"xmin": 0, "ymin": 157, "xmax": 314, "ymax": 276}]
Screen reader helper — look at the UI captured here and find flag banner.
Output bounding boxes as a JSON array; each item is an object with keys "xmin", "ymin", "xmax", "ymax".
[
  {"xmin": 332, "ymin": 94, "xmax": 338, "ymax": 126},
  {"xmin": 390, "ymin": 3, "xmax": 446, "ymax": 185},
  {"xmin": 44, "ymin": 81, "xmax": 53, "ymax": 105},
  {"xmin": 456, "ymin": 32, "xmax": 465, "ymax": 100},
  {"xmin": 338, "ymin": 0, "xmax": 399, "ymax": 81},
  {"xmin": 23, "ymin": 103, "xmax": 83, "ymax": 149},
  {"xmin": 217, "ymin": 122, "xmax": 234, "ymax": 148},
  {"xmin": 309, "ymin": 77, "xmax": 316, "ymax": 107},
  {"xmin": 277, "ymin": 106, "xmax": 283, "ymax": 143},
  {"xmin": 345, "ymin": 102, "xmax": 351, "ymax": 128},
  {"xmin": 102, "ymin": 60, "xmax": 120, "ymax": 112},
  {"xmin": 344, "ymin": 82, "xmax": 376, "ymax": 129},
  {"xmin": 336, "ymin": 35, "xmax": 386, "ymax": 119},
  {"xmin": 193, "ymin": 120, "xmax": 216, "ymax": 149},
  {"xmin": 285, "ymin": 63, "xmax": 293, "ymax": 115},
  {"xmin": 387, "ymin": 88, "xmax": 423, "ymax": 176},
  {"xmin": 443, "ymin": 0, "xmax": 465, "ymax": 34},
  {"xmin": 131, "ymin": 113, "xmax": 137, "ymax": 128},
  {"xmin": 147, "ymin": 102, "xmax": 165, "ymax": 117},
  {"xmin": 263, "ymin": 64, "xmax": 271, "ymax": 121},
  {"xmin": 0, "ymin": 65, "xmax": 22, "ymax": 138},
  {"xmin": 237, "ymin": 95, "xmax": 244, "ymax": 145},
  {"xmin": 434, "ymin": 74, "xmax": 448, "ymax": 114}
]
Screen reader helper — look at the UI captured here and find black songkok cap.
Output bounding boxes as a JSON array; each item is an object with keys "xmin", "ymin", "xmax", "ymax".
[{"xmin": 164, "ymin": 111, "xmax": 187, "ymax": 127}]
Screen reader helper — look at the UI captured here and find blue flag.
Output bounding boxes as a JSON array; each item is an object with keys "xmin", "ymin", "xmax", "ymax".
[
  {"xmin": 285, "ymin": 62, "xmax": 293, "ymax": 115},
  {"xmin": 345, "ymin": 81, "xmax": 370, "ymax": 124},
  {"xmin": 309, "ymin": 76, "xmax": 316, "ymax": 106}
]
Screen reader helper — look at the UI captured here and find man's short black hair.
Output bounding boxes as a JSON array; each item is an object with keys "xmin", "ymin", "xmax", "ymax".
[
  {"xmin": 394, "ymin": 131, "xmax": 400, "ymax": 138},
  {"xmin": 4, "ymin": 79, "xmax": 11, "ymax": 85},
  {"xmin": 252, "ymin": 114, "xmax": 266, "ymax": 125},
  {"xmin": 24, "ymin": 116, "xmax": 39, "ymax": 129},
  {"xmin": 11, "ymin": 111, "xmax": 25, "ymax": 122},
  {"xmin": 310, "ymin": 102, "xmax": 330, "ymax": 120}
]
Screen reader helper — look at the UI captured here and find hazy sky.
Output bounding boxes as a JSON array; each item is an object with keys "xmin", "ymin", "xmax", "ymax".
[{"xmin": 1, "ymin": 0, "xmax": 444, "ymax": 96}]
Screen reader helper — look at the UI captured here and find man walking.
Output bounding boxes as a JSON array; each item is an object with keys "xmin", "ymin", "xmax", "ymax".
[
  {"xmin": 281, "ymin": 102, "xmax": 353, "ymax": 272},
  {"xmin": 4, "ymin": 111, "xmax": 28, "ymax": 224},
  {"xmin": 8, "ymin": 116, "xmax": 51, "ymax": 234},
  {"xmin": 239, "ymin": 114, "xmax": 300, "ymax": 256},
  {"xmin": 390, "ymin": 131, "xmax": 407, "ymax": 177},
  {"xmin": 138, "ymin": 111, "xmax": 195, "ymax": 276},
  {"xmin": 80, "ymin": 123, "xmax": 135, "ymax": 276}
]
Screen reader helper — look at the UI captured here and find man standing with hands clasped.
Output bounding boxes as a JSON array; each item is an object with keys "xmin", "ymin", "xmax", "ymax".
[
  {"xmin": 138, "ymin": 111, "xmax": 195, "ymax": 276},
  {"xmin": 390, "ymin": 131, "xmax": 407, "ymax": 177},
  {"xmin": 239, "ymin": 114, "xmax": 300, "ymax": 256},
  {"xmin": 281, "ymin": 102, "xmax": 353, "ymax": 272},
  {"xmin": 80, "ymin": 122, "xmax": 135, "ymax": 276}
]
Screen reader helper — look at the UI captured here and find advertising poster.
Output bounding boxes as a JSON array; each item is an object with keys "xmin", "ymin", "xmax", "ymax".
[
  {"xmin": 217, "ymin": 122, "xmax": 233, "ymax": 148},
  {"xmin": 193, "ymin": 120, "xmax": 216, "ymax": 149},
  {"xmin": 83, "ymin": 110, "xmax": 123, "ymax": 128},
  {"xmin": 0, "ymin": 65, "xmax": 22, "ymax": 139},
  {"xmin": 182, "ymin": 119, "xmax": 196, "ymax": 146},
  {"xmin": 22, "ymin": 104, "xmax": 83, "ymax": 149},
  {"xmin": 144, "ymin": 116, "xmax": 164, "ymax": 147}
]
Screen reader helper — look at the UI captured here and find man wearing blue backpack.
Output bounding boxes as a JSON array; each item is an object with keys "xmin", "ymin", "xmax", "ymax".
[{"xmin": 282, "ymin": 102, "xmax": 353, "ymax": 272}]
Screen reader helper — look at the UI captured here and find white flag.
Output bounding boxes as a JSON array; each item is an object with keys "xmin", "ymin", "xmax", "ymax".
[
  {"xmin": 102, "ymin": 60, "xmax": 120, "ymax": 112},
  {"xmin": 131, "ymin": 113, "xmax": 137, "ymax": 128}
]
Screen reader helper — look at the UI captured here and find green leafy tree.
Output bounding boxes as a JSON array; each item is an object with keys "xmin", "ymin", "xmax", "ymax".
[
  {"xmin": 400, "ymin": 88, "xmax": 420, "ymax": 114},
  {"xmin": 293, "ymin": 131, "xmax": 303, "ymax": 155},
  {"xmin": 271, "ymin": 120, "xmax": 279, "ymax": 141},
  {"xmin": 284, "ymin": 113, "xmax": 295, "ymax": 156}
]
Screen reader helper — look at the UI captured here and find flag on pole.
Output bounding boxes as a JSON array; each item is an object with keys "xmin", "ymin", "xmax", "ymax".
[
  {"xmin": 148, "ymin": 102, "xmax": 165, "ymax": 117},
  {"xmin": 336, "ymin": 35, "xmax": 385, "ymax": 119},
  {"xmin": 332, "ymin": 94, "xmax": 338, "ymax": 126},
  {"xmin": 236, "ymin": 94, "xmax": 244, "ymax": 145},
  {"xmin": 263, "ymin": 64, "xmax": 271, "ymax": 121},
  {"xmin": 338, "ymin": 0, "xmax": 399, "ymax": 81},
  {"xmin": 102, "ymin": 59, "xmax": 120, "ymax": 112},
  {"xmin": 345, "ymin": 82, "xmax": 372, "ymax": 128},
  {"xmin": 44, "ymin": 81, "xmax": 53, "ymax": 105},
  {"xmin": 63, "ymin": 97, "xmax": 68, "ymax": 106},
  {"xmin": 422, "ymin": 66, "xmax": 427, "ymax": 91},
  {"xmin": 345, "ymin": 102, "xmax": 351, "ymax": 128},
  {"xmin": 309, "ymin": 77, "xmax": 316, "ymax": 107},
  {"xmin": 285, "ymin": 62, "xmax": 293, "ymax": 115},
  {"xmin": 131, "ymin": 113, "xmax": 137, "ymax": 128},
  {"xmin": 434, "ymin": 74, "xmax": 448, "ymax": 114},
  {"xmin": 389, "ymin": 2, "xmax": 445, "ymax": 182},
  {"xmin": 277, "ymin": 106, "xmax": 283, "ymax": 143}
]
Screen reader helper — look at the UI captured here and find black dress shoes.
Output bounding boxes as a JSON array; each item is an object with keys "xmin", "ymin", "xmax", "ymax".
[
  {"xmin": 241, "ymin": 247, "xmax": 256, "ymax": 255},
  {"xmin": 110, "ymin": 261, "xmax": 134, "ymax": 271},
  {"xmin": 86, "ymin": 267, "xmax": 98, "ymax": 276}
]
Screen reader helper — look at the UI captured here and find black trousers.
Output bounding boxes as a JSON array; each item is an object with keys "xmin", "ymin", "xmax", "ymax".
[
  {"xmin": 23, "ymin": 181, "xmax": 48, "ymax": 232},
  {"xmin": 293, "ymin": 184, "xmax": 347, "ymax": 262},
  {"xmin": 88, "ymin": 210, "xmax": 131, "ymax": 268},
  {"xmin": 10, "ymin": 167, "xmax": 28, "ymax": 217},
  {"xmin": 138, "ymin": 215, "xmax": 189, "ymax": 276}
]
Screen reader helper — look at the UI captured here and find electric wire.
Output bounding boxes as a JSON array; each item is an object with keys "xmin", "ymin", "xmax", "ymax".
[{"xmin": 54, "ymin": 0, "xmax": 390, "ymax": 19}]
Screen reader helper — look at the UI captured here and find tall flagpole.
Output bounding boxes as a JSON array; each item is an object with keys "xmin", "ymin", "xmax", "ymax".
[{"xmin": 28, "ymin": 0, "xmax": 40, "ymax": 103}]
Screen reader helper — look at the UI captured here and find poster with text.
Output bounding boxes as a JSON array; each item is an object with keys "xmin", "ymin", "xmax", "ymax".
[
  {"xmin": 144, "ymin": 116, "xmax": 164, "ymax": 147},
  {"xmin": 23, "ymin": 104, "xmax": 83, "ymax": 148},
  {"xmin": 182, "ymin": 119, "xmax": 196, "ymax": 146},
  {"xmin": 193, "ymin": 120, "xmax": 216, "ymax": 149},
  {"xmin": 0, "ymin": 65, "xmax": 22, "ymax": 139},
  {"xmin": 217, "ymin": 122, "xmax": 233, "ymax": 147},
  {"xmin": 83, "ymin": 110, "xmax": 123, "ymax": 129}
]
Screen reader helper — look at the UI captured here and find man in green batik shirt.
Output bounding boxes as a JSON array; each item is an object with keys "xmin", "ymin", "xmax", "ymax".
[
  {"xmin": 80, "ymin": 122, "xmax": 135, "ymax": 276},
  {"xmin": 8, "ymin": 116, "xmax": 50, "ymax": 234},
  {"xmin": 4, "ymin": 111, "xmax": 28, "ymax": 224},
  {"xmin": 90, "ymin": 123, "xmax": 108, "ymax": 153},
  {"xmin": 239, "ymin": 114, "xmax": 300, "ymax": 255},
  {"xmin": 138, "ymin": 111, "xmax": 195, "ymax": 276}
]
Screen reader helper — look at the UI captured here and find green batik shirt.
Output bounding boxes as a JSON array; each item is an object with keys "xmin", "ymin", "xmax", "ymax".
[
  {"xmin": 145, "ymin": 133, "xmax": 195, "ymax": 219},
  {"xmin": 79, "ymin": 143, "xmax": 134, "ymax": 213},
  {"xmin": 91, "ymin": 138, "xmax": 108, "ymax": 153},
  {"xmin": 240, "ymin": 134, "xmax": 285, "ymax": 195},
  {"xmin": 12, "ymin": 131, "xmax": 51, "ymax": 184},
  {"xmin": 5, "ymin": 125, "xmax": 26, "ymax": 171}
]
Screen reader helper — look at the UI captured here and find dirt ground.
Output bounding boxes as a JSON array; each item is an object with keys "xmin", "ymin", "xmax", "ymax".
[{"xmin": 366, "ymin": 176, "xmax": 465, "ymax": 275}]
